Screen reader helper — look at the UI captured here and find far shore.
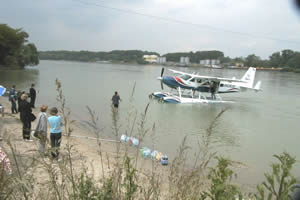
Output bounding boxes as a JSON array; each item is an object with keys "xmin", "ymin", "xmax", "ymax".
[{"xmin": 0, "ymin": 59, "xmax": 288, "ymax": 72}]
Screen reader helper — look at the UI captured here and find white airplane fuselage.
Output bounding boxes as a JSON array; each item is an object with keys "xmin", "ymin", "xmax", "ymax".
[
  {"xmin": 159, "ymin": 67, "xmax": 259, "ymax": 93},
  {"xmin": 161, "ymin": 76, "xmax": 241, "ymax": 93}
]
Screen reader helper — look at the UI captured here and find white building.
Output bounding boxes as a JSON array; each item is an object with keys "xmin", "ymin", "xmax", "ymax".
[
  {"xmin": 199, "ymin": 59, "xmax": 210, "ymax": 65},
  {"xmin": 180, "ymin": 57, "xmax": 190, "ymax": 64},
  {"xmin": 143, "ymin": 55, "xmax": 158, "ymax": 63},
  {"xmin": 211, "ymin": 59, "xmax": 220, "ymax": 65},
  {"xmin": 157, "ymin": 57, "xmax": 167, "ymax": 64},
  {"xmin": 200, "ymin": 59, "xmax": 220, "ymax": 65}
]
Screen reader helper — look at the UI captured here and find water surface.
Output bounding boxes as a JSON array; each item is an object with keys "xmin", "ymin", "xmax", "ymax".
[{"xmin": 1, "ymin": 60, "xmax": 300, "ymax": 187}]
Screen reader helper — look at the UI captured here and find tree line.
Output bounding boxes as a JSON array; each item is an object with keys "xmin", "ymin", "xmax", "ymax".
[
  {"xmin": 0, "ymin": 24, "xmax": 39, "ymax": 69},
  {"xmin": 227, "ymin": 49, "xmax": 300, "ymax": 71},
  {"xmin": 38, "ymin": 50, "xmax": 159, "ymax": 64},
  {"xmin": 2, "ymin": 24, "xmax": 299, "ymax": 71},
  {"xmin": 39, "ymin": 49, "xmax": 300, "ymax": 70}
]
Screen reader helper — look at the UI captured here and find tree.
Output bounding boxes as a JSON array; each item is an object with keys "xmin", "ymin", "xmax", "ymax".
[
  {"xmin": 245, "ymin": 54, "xmax": 261, "ymax": 67},
  {"xmin": 200, "ymin": 157, "xmax": 243, "ymax": 200},
  {"xmin": 281, "ymin": 49, "xmax": 295, "ymax": 67},
  {"xmin": 255, "ymin": 152, "xmax": 298, "ymax": 200},
  {"xmin": 269, "ymin": 52, "xmax": 281, "ymax": 68},
  {"xmin": 286, "ymin": 52, "xmax": 300, "ymax": 69},
  {"xmin": 0, "ymin": 24, "xmax": 39, "ymax": 68}
]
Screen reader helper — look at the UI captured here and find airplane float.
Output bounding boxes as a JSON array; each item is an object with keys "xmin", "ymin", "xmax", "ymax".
[{"xmin": 151, "ymin": 67, "xmax": 262, "ymax": 104}]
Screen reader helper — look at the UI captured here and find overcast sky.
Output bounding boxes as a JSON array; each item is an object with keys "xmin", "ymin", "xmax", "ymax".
[{"xmin": 1, "ymin": 0, "xmax": 300, "ymax": 58}]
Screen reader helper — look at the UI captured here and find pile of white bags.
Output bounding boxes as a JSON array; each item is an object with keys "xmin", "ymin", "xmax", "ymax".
[{"xmin": 120, "ymin": 134, "xmax": 139, "ymax": 147}]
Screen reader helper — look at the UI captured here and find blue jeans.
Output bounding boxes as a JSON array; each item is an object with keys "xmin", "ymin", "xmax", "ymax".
[{"xmin": 50, "ymin": 132, "xmax": 61, "ymax": 158}]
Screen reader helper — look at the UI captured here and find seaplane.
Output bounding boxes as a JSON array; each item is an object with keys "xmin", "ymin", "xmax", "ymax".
[{"xmin": 151, "ymin": 67, "xmax": 262, "ymax": 104}]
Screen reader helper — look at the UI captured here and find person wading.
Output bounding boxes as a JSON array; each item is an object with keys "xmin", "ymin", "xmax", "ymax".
[{"xmin": 112, "ymin": 91, "xmax": 121, "ymax": 108}]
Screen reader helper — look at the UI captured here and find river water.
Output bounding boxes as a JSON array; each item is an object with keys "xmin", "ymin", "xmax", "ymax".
[{"xmin": 1, "ymin": 60, "xmax": 300, "ymax": 187}]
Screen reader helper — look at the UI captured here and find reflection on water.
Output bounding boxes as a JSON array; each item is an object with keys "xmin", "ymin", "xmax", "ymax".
[
  {"xmin": 1, "ymin": 60, "xmax": 300, "ymax": 187},
  {"xmin": 0, "ymin": 67, "xmax": 39, "ymax": 91}
]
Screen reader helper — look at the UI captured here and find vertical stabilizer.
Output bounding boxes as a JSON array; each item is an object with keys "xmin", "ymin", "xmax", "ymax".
[{"xmin": 241, "ymin": 67, "xmax": 256, "ymax": 88}]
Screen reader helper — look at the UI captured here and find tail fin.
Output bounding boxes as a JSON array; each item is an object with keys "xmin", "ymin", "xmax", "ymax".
[
  {"xmin": 254, "ymin": 81, "xmax": 262, "ymax": 92},
  {"xmin": 241, "ymin": 67, "xmax": 256, "ymax": 88}
]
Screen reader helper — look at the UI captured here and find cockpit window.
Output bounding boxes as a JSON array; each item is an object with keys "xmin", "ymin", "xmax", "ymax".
[{"xmin": 180, "ymin": 74, "xmax": 192, "ymax": 80}]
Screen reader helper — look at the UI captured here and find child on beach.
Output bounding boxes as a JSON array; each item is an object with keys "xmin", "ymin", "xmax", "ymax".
[
  {"xmin": 48, "ymin": 107, "xmax": 62, "ymax": 159},
  {"xmin": 34, "ymin": 105, "xmax": 48, "ymax": 154}
]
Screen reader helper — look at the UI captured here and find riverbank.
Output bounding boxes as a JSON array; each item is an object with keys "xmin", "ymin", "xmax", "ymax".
[
  {"xmin": 0, "ymin": 95, "xmax": 257, "ymax": 199},
  {"xmin": 0, "ymin": 96, "xmax": 169, "ymax": 197}
]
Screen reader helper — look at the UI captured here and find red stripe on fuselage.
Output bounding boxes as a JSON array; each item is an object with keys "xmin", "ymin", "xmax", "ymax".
[{"xmin": 174, "ymin": 76, "xmax": 185, "ymax": 85}]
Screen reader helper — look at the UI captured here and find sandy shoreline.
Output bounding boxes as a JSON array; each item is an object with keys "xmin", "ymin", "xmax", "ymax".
[{"xmin": 0, "ymin": 95, "xmax": 165, "ymax": 181}]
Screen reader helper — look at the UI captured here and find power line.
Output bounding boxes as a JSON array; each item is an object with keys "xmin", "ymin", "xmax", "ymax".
[{"xmin": 73, "ymin": 0, "xmax": 300, "ymax": 45}]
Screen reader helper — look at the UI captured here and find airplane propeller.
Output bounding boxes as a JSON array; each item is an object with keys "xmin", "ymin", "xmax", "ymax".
[
  {"xmin": 160, "ymin": 68, "xmax": 164, "ymax": 90},
  {"xmin": 161, "ymin": 67, "xmax": 164, "ymax": 77}
]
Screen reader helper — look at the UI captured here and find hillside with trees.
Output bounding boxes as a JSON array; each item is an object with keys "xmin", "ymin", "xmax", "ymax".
[
  {"xmin": 39, "ymin": 48, "xmax": 300, "ymax": 72},
  {"xmin": 0, "ymin": 24, "xmax": 39, "ymax": 69},
  {"xmin": 225, "ymin": 49, "xmax": 300, "ymax": 72},
  {"xmin": 39, "ymin": 50, "xmax": 159, "ymax": 64}
]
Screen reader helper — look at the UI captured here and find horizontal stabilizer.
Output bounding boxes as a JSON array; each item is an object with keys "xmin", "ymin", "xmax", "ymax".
[{"xmin": 254, "ymin": 81, "xmax": 262, "ymax": 92}]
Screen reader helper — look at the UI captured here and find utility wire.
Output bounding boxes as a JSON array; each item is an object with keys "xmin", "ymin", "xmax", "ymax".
[{"xmin": 73, "ymin": 0, "xmax": 300, "ymax": 45}]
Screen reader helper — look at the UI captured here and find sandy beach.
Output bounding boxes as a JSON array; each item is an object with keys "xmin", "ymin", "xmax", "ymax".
[
  {"xmin": 0, "ymin": 94, "xmax": 257, "ymax": 198},
  {"xmin": 0, "ymin": 95, "xmax": 165, "ymax": 181}
]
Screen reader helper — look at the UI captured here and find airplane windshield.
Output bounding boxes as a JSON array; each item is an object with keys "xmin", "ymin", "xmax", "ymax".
[{"xmin": 180, "ymin": 74, "xmax": 192, "ymax": 80}]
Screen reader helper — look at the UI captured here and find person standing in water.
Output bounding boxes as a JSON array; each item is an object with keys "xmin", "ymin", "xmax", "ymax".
[{"xmin": 112, "ymin": 91, "xmax": 121, "ymax": 108}]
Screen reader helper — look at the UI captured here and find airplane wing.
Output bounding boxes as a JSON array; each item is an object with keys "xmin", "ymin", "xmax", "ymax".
[
  {"xmin": 168, "ymin": 69, "xmax": 189, "ymax": 75},
  {"xmin": 168, "ymin": 69, "xmax": 246, "ymax": 83}
]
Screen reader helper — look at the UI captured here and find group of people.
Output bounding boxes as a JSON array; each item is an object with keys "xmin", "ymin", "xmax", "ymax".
[
  {"xmin": 7, "ymin": 84, "xmax": 62, "ymax": 159},
  {"xmin": 8, "ymin": 84, "xmax": 36, "ymax": 114},
  {"xmin": 7, "ymin": 86, "xmax": 122, "ymax": 159}
]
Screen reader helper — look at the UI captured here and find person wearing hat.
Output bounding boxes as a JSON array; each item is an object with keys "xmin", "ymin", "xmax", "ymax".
[
  {"xmin": 18, "ymin": 94, "xmax": 33, "ymax": 141},
  {"xmin": 34, "ymin": 105, "xmax": 48, "ymax": 154},
  {"xmin": 48, "ymin": 107, "xmax": 62, "ymax": 159}
]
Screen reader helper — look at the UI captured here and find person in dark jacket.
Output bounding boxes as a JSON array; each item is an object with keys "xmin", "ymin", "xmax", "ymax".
[
  {"xmin": 19, "ymin": 94, "xmax": 33, "ymax": 141},
  {"xmin": 112, "ymin": 91, "xmax": 121, "ymax": 108},
  {"xmin": 16, "ymin": 91, "xmax": 24, "ymax": 113},
  {"xmin": 29, "ymin": 84, "xmax": 36, "ymax": 108},
  {"xmin": 9, "ymin": 85, "xmax": 17, "ymax": 114}
]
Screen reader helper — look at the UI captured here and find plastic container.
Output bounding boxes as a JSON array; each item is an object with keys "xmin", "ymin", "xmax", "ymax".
[
  {"xmin": 141, "ymin": 147, "xmax": 151, "ymax": 158},
  {"xmin": 120, "ymin": 134, "xmax": 127, "ymax": 143},
  {"xmin": 151, "ymin": 150, "xmax": 158, "ymax": 160},
  {"xmin": 160, "ymin": 154, "xmax": 168, "ymax": 165},
  {"xmin": 155, "ymin": 152, "xmax": 163, "ymax": 161},
  {"xmin": 131, "ymin": 137, "xmax": 139, "ymax": 147}
]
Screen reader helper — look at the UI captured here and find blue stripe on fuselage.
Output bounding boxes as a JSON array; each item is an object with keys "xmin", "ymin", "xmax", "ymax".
[{"xmin": 162, "ymin": 76, "xmax": 194, "ymax": 90}]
